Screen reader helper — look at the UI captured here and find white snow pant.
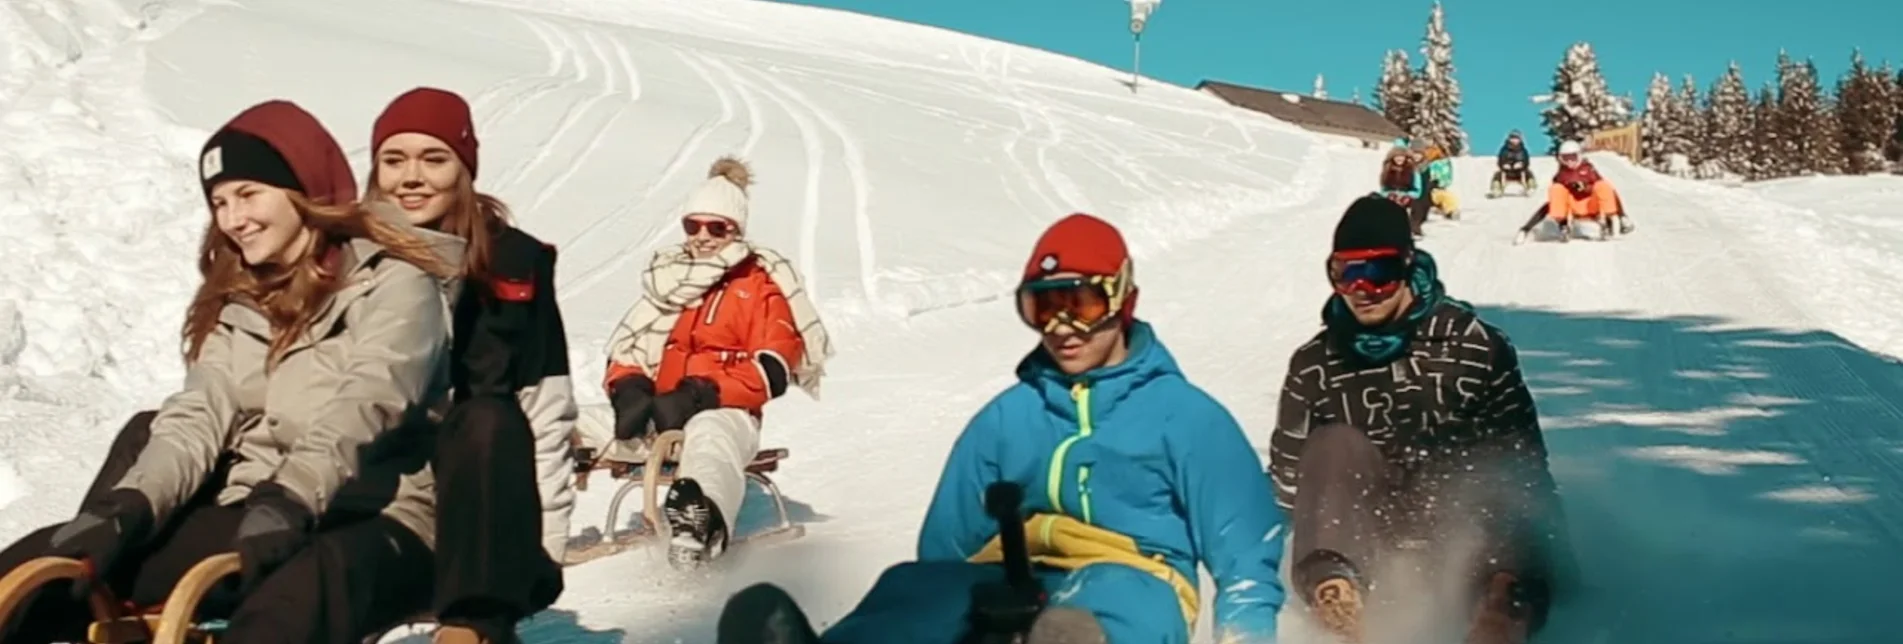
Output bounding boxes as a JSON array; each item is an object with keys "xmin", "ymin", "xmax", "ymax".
[{"xmin": 676, "ymin": 407, "xmax": 762, "ymax": 532}]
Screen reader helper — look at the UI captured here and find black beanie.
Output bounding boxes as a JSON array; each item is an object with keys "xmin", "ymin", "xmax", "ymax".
[
  {"xmin": 198, "ymin": 129, "xmax": 304, "ymax": 199},
  {"xmin": 1332, "ymin": 196, "xmax": 1414, "ymax": 254}
]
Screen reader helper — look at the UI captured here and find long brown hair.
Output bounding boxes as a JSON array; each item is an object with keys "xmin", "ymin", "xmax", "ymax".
[
  {"xmin": 363, "ymin": 169, "xmax": 510, "ymax": 284},
  {"xmin": 181, "ymin": 190, "xmax": 457, "ymax": 368}
]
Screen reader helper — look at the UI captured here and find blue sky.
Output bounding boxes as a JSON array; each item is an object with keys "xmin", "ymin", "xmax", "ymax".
[{"xmin": 775, "ymin": 0, "xmax": 1903, "ymax": 154}]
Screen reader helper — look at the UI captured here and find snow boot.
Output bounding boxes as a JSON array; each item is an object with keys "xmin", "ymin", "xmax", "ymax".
[
  {"xmin": 664, "ymin": 478, "xmax": 729, "ymax": 569},
  {"xmin": 1311, "ymin": 576, "xmax": 1366, "ymax": 644},
  {"xmin": 1618, "ymin": 214, "xmax": 1635, "ymax": 235},
  {"xmin": 1464, "ymin": 572, "xmax": 1532, "ymax": 644},
  {"xmin": 1025, "ymin": 607, "xmax": 1108, "ymax": 644},
  {"xmin": 718, "ymin": 582, "xmax": 821, "ymax": 644}
]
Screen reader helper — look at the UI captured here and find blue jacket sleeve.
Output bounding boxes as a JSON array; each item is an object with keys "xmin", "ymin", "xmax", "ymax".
[
  {"xmin": 917, "ymin": 400, "xmax": 1006, "ymax": 561},
  {"xmin": 1172, "ymin": 400, "xmax": 1288, "ymax": 642}
]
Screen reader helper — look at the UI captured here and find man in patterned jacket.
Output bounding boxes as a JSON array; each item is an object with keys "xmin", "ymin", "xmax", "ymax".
[{"xmin": 1269, "ymin": 196, "xmax": 1573, "ymax": 644}]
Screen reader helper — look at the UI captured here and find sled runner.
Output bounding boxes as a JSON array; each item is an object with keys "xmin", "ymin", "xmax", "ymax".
[
  {"xmin": 563, "ymin": 429, "xmax": 803, "ymax": 566},
  {"xmin": 0, "ymin": 553, "xmax": 243, "ymax": 644}
]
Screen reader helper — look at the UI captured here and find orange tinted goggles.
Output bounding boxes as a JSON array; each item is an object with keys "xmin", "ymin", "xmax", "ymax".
[{"xmin": 1017, "ymin": 275, "xmax": 1124, "ymax": 334}]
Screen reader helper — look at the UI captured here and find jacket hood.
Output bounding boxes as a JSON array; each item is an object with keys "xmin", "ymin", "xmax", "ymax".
[
  {"xmin": 1013, "ymin": 320, "xmax": 1180, "ymax": 420},
  {"xmin": 219, "ymin": 100, "xmax": 357, "ymax": 207}
]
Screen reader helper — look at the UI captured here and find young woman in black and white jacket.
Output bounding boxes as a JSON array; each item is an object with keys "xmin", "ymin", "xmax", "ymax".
[{"xmin": 364, "ymin": 87, "xmax": 576, "ymax": 644}]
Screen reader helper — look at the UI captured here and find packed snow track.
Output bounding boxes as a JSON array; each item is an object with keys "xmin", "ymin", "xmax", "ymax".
[{"xmin": 2, "ymin": 0, "xmax": 1901, "ymax": 642}]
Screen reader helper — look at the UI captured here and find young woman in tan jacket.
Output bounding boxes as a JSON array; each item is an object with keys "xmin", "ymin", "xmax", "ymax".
[{"xmin": 0, "ymin": 99, "xmax": 462, "ymax": 644}]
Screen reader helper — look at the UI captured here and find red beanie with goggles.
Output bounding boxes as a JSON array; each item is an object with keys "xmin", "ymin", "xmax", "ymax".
[
  {"xmin": 371, "ymin": 87, "xmax": 481, "ymax": 179},
  {"xmin": 1021, "ymin": 213, "xmax": 1138, "ymax": 323}
]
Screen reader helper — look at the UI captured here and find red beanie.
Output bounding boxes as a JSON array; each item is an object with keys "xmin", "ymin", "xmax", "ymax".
[
  {"xmin": 1022, "ymin": 213, "xmax": 1131, "ymax": 281},
  {"xmin": 371, "ymin": 87, "xmax": 480, "ymax": 179},
  {"xmin": 1022, "ymin": 213, "xmax": 1138, "ymax": 320}
]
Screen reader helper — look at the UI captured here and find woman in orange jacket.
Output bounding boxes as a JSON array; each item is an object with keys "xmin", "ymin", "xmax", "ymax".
[{"xmin": 600, "ymin": 157, "xmax": 835, "ymax": 569}]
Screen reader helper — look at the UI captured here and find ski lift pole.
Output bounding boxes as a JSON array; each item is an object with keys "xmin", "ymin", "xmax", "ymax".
[{"xmin": 1131, "ymin": 31, "xmax": 1142, "ymax": 90}]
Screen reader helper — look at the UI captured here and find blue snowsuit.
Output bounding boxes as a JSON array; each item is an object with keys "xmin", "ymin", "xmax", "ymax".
[{"xmin": 821, "ymin": 322, "xmax": 1288, "ymax": 644}]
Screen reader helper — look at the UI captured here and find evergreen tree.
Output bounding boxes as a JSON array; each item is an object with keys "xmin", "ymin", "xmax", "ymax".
[
  {"xmin": 1890, "ymin": 67, "xmax": 1903, "ymax": 167},
  {"xmin": 1374, "ymin": 49, "xmax": 1420, "ymax": 140},
  {"xmin": 1539, "ymin": 42, "xmax": 1626, "ymax": 153},
  {"xmin": 1675, "ymin": 75, "xmax": 1705, "ymax": 165},
  {"xmin": 1640, "ymin": 73, "xmax": 1675, "ymax": 169},
  {"xmin": 1349, "ymin": 87, "xmax": 1364, "ymax": 105},
  {"xmin": 1705, "ymin": 62, "xmax": 1753, "ymax": 178},
  {"xmin": 1313, "ymin": 73, "xmax": 1328, "ymax": 99},
  {"xmin": 1774, "ymin": 52, "xmax": 1841, "ymax": 175},
  {"xmin": 1750, "ymin": 82, "xmax": 1781, "ymax": 180},
  {"xmin": 1834, "ymin": 50, "xmax": 1897, "ymax": 174},
  {"xmin": 1414, "ymin": 1, "xmax": 1465, "ymax": 154}
]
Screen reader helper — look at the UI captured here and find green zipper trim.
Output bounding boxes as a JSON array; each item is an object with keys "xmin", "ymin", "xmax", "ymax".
[{"xmin": 1045, "ymin": 383, "xmax": 1097, "ymax": 525}]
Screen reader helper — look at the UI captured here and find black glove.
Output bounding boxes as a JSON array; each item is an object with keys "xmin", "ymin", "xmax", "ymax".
[
  {"xmin": 609, "ymin": 374, "xmax": 658, "ymax": 441},
  {"xmin": 45, "ymin": 488, "xmax": 154, "ymax": 601},
  {"xmin": 757, "ymin": 353, "xmax": 790, "ymax": 399},
  {"xmin": 233, "ymin": 482, "xmax": 315, "ymax": 595},
  {"xmin": 651, "ymin": 377, "xmax": 721, "ymax": 432},
  {"xmin": 1566, "ymin": 181, "xmax": 1589, "ymax": 194}
]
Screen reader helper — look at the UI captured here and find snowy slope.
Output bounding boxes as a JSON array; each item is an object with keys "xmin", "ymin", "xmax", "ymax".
[{"xmin": 3, "ymin": 0, "xmax": 1903, "ymax": 643}]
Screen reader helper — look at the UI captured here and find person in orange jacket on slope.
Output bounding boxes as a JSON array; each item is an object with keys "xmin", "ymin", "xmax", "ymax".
[{"xmin": 599, "ymin": 157, "xmax": 835, "ymax": 569}]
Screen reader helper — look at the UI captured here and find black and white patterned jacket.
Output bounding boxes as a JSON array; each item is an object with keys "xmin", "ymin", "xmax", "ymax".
[{"xmin": 1268, "ymin": 301, "xmax": 1556, "ymax": 512}]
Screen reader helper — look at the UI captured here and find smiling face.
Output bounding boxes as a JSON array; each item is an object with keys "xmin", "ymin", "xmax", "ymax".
[
  {"xmin": 682, "ymin": 214, "xmax": 738, "ymax": 259},
  {"xmin": 209, "ymin": 180, "xmax": 310, "ymax": 266},
  {"xmin": 375, "ymin": 132, "xmax": 464, "ymax": 227}
]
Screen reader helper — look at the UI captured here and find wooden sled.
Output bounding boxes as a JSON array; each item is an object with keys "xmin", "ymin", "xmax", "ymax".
[
  {"xmin": 562, "ymin": 429, "xmax": 804, "ymax": 566},
  {"xmin": 0, "ymin": 555, "xmax": 194, "ymax": 643}
]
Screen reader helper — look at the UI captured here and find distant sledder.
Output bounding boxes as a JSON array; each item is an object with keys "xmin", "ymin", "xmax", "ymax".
[
  {"xmin": 597, "ymin": 157, "xmax": 836, "ymax": 570},
  {"xmin": 1376, "ymin": 145, "xmax": 1429, "ymax": 239},
  {"xmin": 1513, "ymin": 141, "xmax": 1636, "ymax": 244},
  {"xmin": 1420, "ymin": 144, "xmax": 1462, "ymax": 220},
  {"xmin": 717, "ymin": 214, "xmax": 1289, "ymax": 644},
  {"xmin": 1489, "ymin": 131, "xmax": 1536, "ymax": 198}
]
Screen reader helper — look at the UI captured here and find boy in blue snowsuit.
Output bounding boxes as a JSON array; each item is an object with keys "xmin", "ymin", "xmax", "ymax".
[{"xmin": 719, "ymin": 214, "xmax": 1288, "ymax": 644}]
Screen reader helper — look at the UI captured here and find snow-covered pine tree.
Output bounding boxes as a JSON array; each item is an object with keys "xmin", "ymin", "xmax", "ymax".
[
  {"xmin": 1640, "ymin": 73, "xmax": 1675, "ymax": 169},
  {"xmin": 1414, "ymin": 1, "xmax": 1465, "ymax": 154},
  {"xmin": 1349, "ymin": 87, "xmax": 1364, "ymax": 105},
  {"xmin": 1313, "ymin": 73, "xmax": 1328, "ymax": 99},
  {"xmin": 1374, "ymin": 49, "xmax": 1420, "ymax": 141},
  {"xmin": 1539, "ymin": 42, "xmax": 1624, "ymax": 153},
  {"xmin": 1834, "ymin": 50, "xmax": 1897, "ymax": 174},
  {"xmin": 1775, "ymin": 52, "xmax": 1841, "ymax": 175},
  {"xmin": 1750, "ymin": 82, "xmax": 1781, "ymax": 180},
  {"xmin": 1705, "ymin": 62, "xmax": 1752, "ymax": 178},
  {"xmin": 1889, "ymin": 66, "xmax": 1903, "ymax": 168},
  {"xmin": 1674, "ymin": 75, "xmax": 1705, "ymax": 166}
]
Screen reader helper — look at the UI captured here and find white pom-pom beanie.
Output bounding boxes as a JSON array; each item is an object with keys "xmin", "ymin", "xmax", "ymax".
[{"xmin": 682, "ymin": 156, "xmax": 753, "ymax": 232}]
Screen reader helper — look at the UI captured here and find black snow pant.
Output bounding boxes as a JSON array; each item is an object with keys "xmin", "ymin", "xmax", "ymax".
[
  {"xmin": 431, "ymin": 396, "xmax": 565, "ymax": 641},
  {"xmin": 1289, "ymin": 424, "xmax": 1556, "ymax": 632},
  {"xmin": 1404, "ymin": 195, "xmax": 1430, "ymax": 236},
  {"xmin": 0, "ymin": 412, "xmax": 437, "ymax": 644}
]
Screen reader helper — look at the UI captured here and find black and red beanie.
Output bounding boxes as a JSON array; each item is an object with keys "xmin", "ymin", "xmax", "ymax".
[
  {"xmin": 1332, "ymin": 196, "xmax": 1414, "ymax": 254},
  {"xmin": 198, "ymin": 128, "xmax": 304, "ymax": 200}
]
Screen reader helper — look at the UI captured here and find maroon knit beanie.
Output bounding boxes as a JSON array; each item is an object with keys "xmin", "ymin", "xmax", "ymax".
[{"xmin": 371, "ymin": 87, "xmax": 480, "ymax": 178}]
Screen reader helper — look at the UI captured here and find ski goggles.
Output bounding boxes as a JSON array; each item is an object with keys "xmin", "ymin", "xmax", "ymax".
[
  {"xmin": 1327, "ymin": 249, "xmax": 1411, "ymax": 296},
  {"xmin": 682, "ymin": 217, "xmax": 736, "ymax": 238},
  {"xmin": 1016, "ymin": 270, "xmax": 1131, "ymax": 334}
]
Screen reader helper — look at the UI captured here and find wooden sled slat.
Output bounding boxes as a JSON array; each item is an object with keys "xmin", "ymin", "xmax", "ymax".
[
  {"xmin": 153, "ymin": 552, "xmax": 240, "ymax": 644},
  {"xmin": 0, "ymin": 556, "xmax": 151, "ymax": 643},
  {"xmin": 560, "ymin": 432, "xmax": 803, "ymax": 566}
]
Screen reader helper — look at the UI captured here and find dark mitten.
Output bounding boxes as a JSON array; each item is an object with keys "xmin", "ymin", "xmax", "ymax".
[
  {"xmin": 609, "ymin": 374, "xmax": 658, "ymax": 441},
  {"xmin": 757, "ymin": 353, "xmax": 790, "ymax": 399},
  {"xmin": 45, "ymin": 488, "xmax": 154, "ymax": 601},
  {"xmin": 1566, "ymin": 181, "xmax": 1589, "ymax": 195},
  {"xmin": 651, "ymin": 377, "xmax": 721, "ymax": 431},
  {"xmin": 232, "ymin": 482, "xmax": 315, "ymax": 595}
]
